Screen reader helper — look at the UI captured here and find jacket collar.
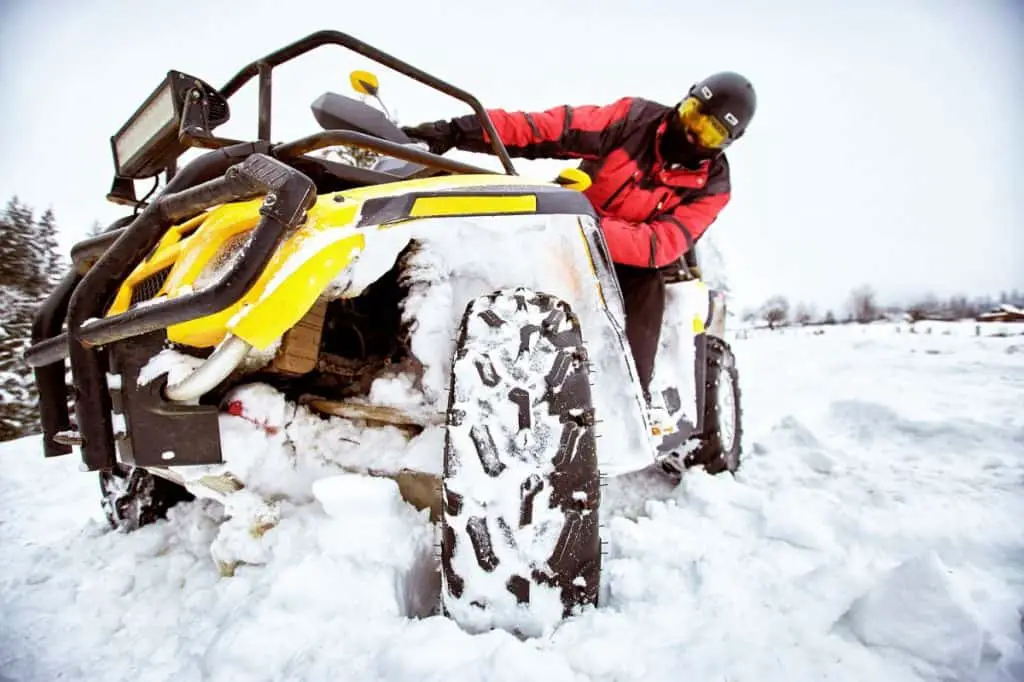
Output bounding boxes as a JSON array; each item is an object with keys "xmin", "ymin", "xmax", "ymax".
[{"xmin": 652, "ymin": 117, "xmax": 713, "ymax": 190}]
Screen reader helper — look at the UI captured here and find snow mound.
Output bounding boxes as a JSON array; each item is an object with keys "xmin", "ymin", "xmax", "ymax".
[
  {"xmin": 3, "ymin": 321, "xmax": 1023, "ymax": 681},
  {"xmin": 825, "ymin": 398, "xmax": 1016, "ymax": 453},
  {"xmin": 836, "ymin": 551, "xmax": 986, "ymax": 678}
]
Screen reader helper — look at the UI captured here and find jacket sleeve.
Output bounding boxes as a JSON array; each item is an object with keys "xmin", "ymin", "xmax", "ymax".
[
  {"xmin": 600, "ymin": 191, "xmax": 731, "ymax": 268},
  {"xmin": 449, "ymin": 97, "xmax": 636, "ymax": 160}
]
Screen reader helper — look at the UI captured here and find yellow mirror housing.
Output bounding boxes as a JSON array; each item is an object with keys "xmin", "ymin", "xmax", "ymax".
[{"xmin": 349, "ymin": 70, "xmax": 380, "ymax": 96}]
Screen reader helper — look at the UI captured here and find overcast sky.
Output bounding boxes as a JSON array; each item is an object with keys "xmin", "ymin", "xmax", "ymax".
[{"xmin": 1, "ymin": 0, "xmax": 1021, "ymax": 313}]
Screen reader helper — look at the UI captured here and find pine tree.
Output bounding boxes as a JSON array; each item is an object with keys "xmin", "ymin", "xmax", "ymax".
[
  {"xmin": 0, "ymin": 196, "xmax": 68, "ymax": 442},
  {"xmin": 36, "ymin": 208, "xmax": 64, "ymax": 291},
  {"xmin": 0, "ymin": 197, "xmax": 34, "ymax": 287}
]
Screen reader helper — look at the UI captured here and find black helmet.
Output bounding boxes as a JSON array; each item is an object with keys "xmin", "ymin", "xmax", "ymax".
[{"xmin": 687, "ymin": 71, "xmax": 757, "ymax": 142}]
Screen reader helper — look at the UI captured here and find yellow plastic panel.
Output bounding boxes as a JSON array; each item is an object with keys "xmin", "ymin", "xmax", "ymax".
[
  {"xmin": 230, "ymin": 232, "xmax": 366, "ymax": 349},
  {"xmin": 163, "ymin": 197, "xmax": 361, "ymax": 348}
]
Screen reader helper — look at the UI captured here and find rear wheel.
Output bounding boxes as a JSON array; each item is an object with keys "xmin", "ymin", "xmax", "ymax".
[
  {"xmin": 441, "ymin": 288, "xmax": 601, "ymax": 637},
  {"xmin": 685, "ymin": 336, "xmax": 743, "ymax": 475}
]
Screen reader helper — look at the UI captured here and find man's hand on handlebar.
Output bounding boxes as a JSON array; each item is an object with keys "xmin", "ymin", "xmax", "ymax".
[{"xmin": 401, "ymin": 121, "xmax": 457, "ymax": 155}]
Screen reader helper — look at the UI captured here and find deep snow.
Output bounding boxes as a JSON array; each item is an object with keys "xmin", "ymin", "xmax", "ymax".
[{"xmin": 2, "ymin": 321, "xmax": 1023, "ymax": 681}]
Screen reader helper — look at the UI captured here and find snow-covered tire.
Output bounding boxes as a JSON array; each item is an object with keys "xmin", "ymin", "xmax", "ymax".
[
  {"xmin": 99, "ymin": 463, "xmax": 194, "ymax": 532},
  {"xmin": 685, "ymin": 336, "xmax": 743, "ymax": 475},
  {"xmin": 441, "ymin": 288, "xmax": 600, "ymax": 637}
]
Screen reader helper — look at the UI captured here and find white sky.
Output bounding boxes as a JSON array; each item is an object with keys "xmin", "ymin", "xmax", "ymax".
[{"xmin": 1, "ymin": 0, "xmax": 1021, "ymax": 313}]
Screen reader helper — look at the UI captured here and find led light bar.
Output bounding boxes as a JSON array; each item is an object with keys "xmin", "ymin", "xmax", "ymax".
[
  {"xmin": 113, "ymin": 81, "xmax": 179, "ymax": 178},
  {"xmin": 110, "ymin": 71, "xmax": 230, "ymax": 179}
]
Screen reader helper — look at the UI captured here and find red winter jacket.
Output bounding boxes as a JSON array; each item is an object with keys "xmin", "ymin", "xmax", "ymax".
[{"xmin": 446, "ymin": 97, "xmax": 732, "ymax": 268}]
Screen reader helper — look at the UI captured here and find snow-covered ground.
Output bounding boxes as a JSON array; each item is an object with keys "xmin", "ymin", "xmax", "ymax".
[{"xmin": 2, "ymin": 322, "xmax": 1023, "ymax": 681}]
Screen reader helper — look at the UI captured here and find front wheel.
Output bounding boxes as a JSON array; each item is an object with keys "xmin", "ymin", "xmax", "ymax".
[
  {"xmin": 440, "ymin": 288, "xmax": 601, "ymax": 637},
  {"xmin": 685, "ymin": 336, "xmax": 743, "ymax": 475},
  {"xmin": 99, "ymin": 463, "xmax": 194, "ymax": 532}
]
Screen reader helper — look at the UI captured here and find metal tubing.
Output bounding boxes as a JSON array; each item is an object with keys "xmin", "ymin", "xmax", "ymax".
[
  {"xmin": 29, "ymin": 269, "xmax": 82, "ymax": 456},
  {"xmin": 218, "ymin": 30, "xmax": 517, "ymax": 174},
  {"xmin": 75, "ymin": 154, "xmax": 314, "ymax": 349},
  {"xmin": 258, "ymin": 62, "xmax": 272, "ymax": 141},
  {"xmin": 163, "ymin": 335, "xmax": 252, "ymax": 402},
  {"xmin": 273, "ymin": 130, "xmax": 494, "ymax": 176},
  {"xmin": 69, "ymin": 214, "xmax": 136, "ymax": 274},
  {"xmin": 23, "ymin": 333, "xmax": 68, "ymax": 369},
  {"xmin": 157, "ymin": 169, "xmax": 261, "ymax": 223}
]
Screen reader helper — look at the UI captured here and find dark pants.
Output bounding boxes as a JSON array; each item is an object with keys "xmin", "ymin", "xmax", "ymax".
[{"xmin": 614, "ymin": 263, "xmax": 665, "ymax": 401}]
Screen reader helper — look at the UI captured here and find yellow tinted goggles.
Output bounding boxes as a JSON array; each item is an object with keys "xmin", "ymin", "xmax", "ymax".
[{"xmin": 677, "ymin": 97, "xmax": 731, "ymax": 149}]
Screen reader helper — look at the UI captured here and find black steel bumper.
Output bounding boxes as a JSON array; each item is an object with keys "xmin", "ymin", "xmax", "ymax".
[{"xmin": 24, "ymin": 147, "xmax": 316, "ymax": 471}]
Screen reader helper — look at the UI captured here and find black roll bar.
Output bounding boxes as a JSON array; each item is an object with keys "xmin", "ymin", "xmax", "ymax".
[{"xmin": 218, "ymin": 29, "xmax": 517, "ymax": 175}]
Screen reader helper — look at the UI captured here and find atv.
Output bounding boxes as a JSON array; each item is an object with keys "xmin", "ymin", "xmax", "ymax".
[{"xmin": 23, "ymin": 30, "xmax": 742, "ymax": 638}]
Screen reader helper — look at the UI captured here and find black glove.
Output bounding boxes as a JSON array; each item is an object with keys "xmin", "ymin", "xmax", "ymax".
[{"xmin": 401, "ymin": 120, "xmax": 458, "ymax": 155}]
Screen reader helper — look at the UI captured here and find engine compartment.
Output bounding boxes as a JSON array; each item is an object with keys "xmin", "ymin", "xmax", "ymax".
[{"xmin": 257, "ymin": 241, "xmax": 424, "ymax": 405}]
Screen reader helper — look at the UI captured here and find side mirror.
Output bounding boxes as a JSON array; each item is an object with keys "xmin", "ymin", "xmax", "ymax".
[
  {"xmin": 349, "ymin": 69, "xmax": 394, "ymax": 121},
  {"xmin": 554, "ymin": 167, "xmax": 592, "ymax": 192},
  {"xmin": 349, "ymin": 70, "xmax": 380, "ymax": 97}
]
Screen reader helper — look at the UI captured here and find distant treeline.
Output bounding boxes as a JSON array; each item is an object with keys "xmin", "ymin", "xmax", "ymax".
[{"xmin": 745, "ymin": 285, "xmax": 1024, "ymax": 329}]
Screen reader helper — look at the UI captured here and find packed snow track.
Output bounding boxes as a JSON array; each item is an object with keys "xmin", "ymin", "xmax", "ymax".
[{"xmin": 2, "ymin": 322, "xmax": 1022, "ymax": 682}]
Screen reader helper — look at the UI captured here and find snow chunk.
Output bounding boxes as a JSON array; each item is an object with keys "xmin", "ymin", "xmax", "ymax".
[
  {"xmin": 209, "ymin": 490, "xmax": 281, "ymax": 571},
  {"xmin": 836, "ymin": 551, "xmax": 986, "ymax": 678},
  {"xmin": 762, "ymin": 496, "xmax": 839, "ymax": 552},
  {"xmin": 312, "ymin": 473, "xmax": 406, "ymax": 519},
  {"xmin": 367, "ymin": 371, "xmax": 423, "ymax": 409}
]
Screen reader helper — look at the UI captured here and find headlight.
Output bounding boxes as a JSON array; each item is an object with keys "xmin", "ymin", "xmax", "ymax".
[
  {"xmin": 110, "ymin": 71, "xmax": 230, "ymax": 179},
  {"xmin": 113, "ymin": 81, "xmax": 179, "ymax": 179}
]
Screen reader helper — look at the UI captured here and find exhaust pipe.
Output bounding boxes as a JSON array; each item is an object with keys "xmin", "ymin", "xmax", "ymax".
[{"xmin": 163, "ymin": 335, "xmax": 252, "ymax": 402}]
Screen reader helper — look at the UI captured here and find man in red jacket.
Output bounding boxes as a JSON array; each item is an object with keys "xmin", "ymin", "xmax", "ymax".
[{"xmin": 403, "ymin": 72, "xmax": 756, "ymax": 401}]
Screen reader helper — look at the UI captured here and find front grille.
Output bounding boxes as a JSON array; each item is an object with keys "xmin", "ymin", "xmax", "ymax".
[{"xmin": 130, "ymin": 267, "xmax": 171, "ymax": 306}]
